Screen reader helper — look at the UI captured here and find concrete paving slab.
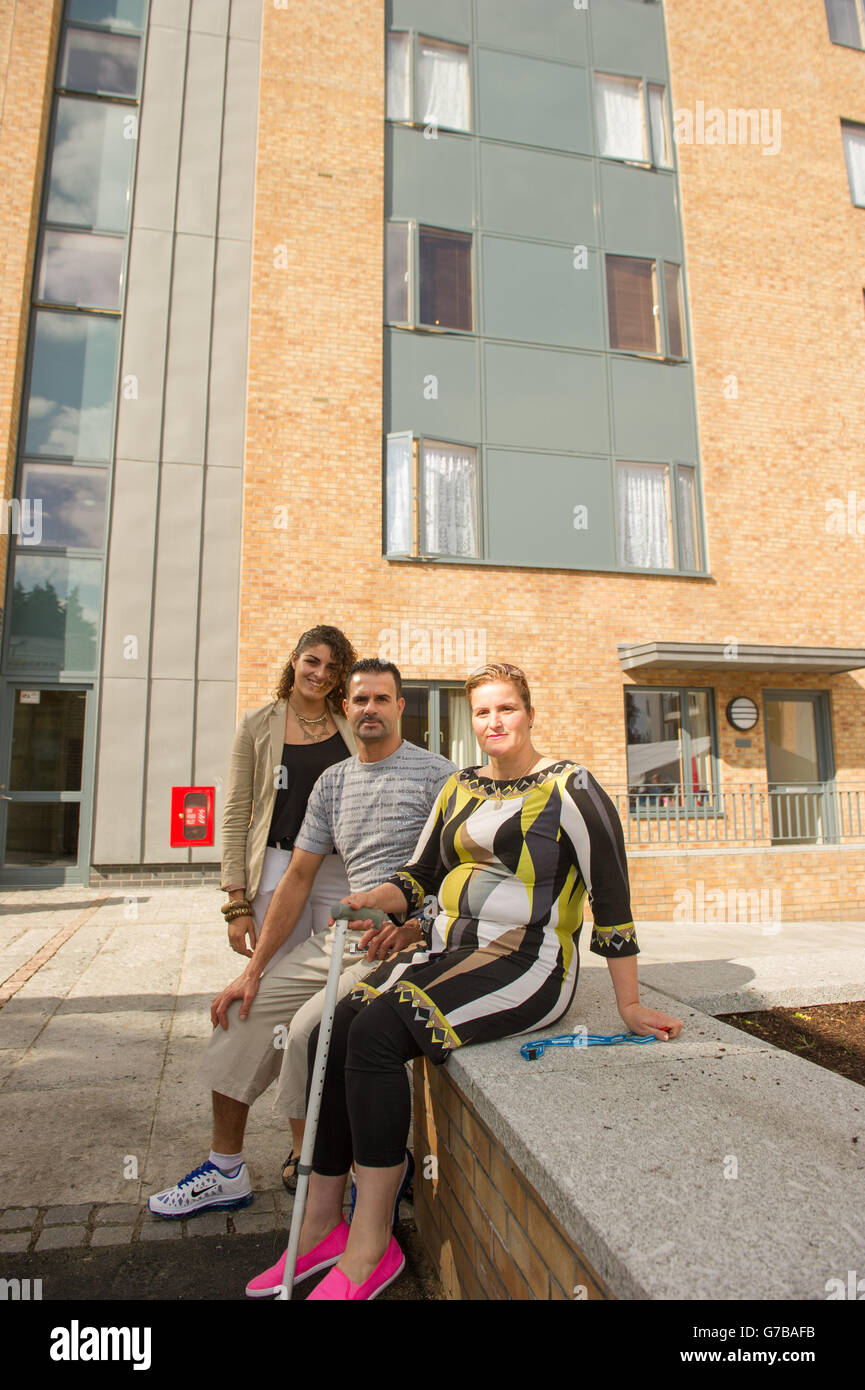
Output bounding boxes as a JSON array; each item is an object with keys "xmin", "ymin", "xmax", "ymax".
[
  {"xmin": 639, "ymin": 950, "xmax": 865, "ymax": 1014},
  {"xmin": 91, "ymin": 1225, "xmax": 137, "ymax": 1247},
  {"xmin": 0, "ymin": 1206, "xmax": 38, "ymax": 1229},
  {"xmin": 0, "ymin": 1231, "xmax": 31, "ymax": 1253},
  {"xmin": 43, "ymin": 1204, "xmax": 94, "ymax": 1225},
  {"xmin": 36, "ymin": 1225, "xmax": 87, "ymax": 1251},
  {"xmin": 0, "ymin": 1082, "xmax": 157, "ymax": 1207},
  {"xmin": 0, "ymin": 927, "xmax": 62, "ymax": 980},
  {"xmin": 5, "ymin": 1010, "xmax": 172, "ymax": 1091}
]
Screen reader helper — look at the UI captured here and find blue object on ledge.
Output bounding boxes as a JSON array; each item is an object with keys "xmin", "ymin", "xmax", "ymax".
[{"xmin": 520, "ymin": 1031, "xmax": 657, "ymax": 1060}]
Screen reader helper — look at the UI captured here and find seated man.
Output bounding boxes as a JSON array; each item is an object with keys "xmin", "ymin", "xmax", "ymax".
[{"xmin": 148, "ymin": 659, "xmax": 454, "ymax": 1218}]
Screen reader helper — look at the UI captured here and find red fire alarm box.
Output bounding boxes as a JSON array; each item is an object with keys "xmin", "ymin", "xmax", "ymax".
[{"xmin": 170, "ymin": 786, "xmax": 215, "ymax": 847}]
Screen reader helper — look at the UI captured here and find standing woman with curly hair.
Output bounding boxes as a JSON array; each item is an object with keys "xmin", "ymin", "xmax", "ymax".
[{"xmin": 220, "ymin": 625, "xmax": 357, "ymax": 1184}]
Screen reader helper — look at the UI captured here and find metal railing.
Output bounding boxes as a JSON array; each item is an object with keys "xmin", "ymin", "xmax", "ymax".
[{"xmin": 612, "ymin": 783, "xmax": 865, "ymax": 846}]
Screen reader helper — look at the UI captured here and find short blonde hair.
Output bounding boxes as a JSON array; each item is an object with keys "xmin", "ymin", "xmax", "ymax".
[{"xmin": 465, "ymin": 662, "xmax": 532, "ymax": 714}]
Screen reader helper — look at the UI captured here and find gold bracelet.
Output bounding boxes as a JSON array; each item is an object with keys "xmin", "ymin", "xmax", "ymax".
[{"xmin": 222, "ymin": 900, "xmax": 251, "ymax": 920}]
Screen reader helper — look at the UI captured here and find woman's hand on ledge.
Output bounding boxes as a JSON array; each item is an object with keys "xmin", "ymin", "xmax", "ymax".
[{"xmin": 618, "ymin": 1001, "xmax": 683, "ymax": 1041}]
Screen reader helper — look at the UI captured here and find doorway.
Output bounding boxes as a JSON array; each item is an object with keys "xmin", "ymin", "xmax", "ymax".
[
  {"xmin": 763, "ymin": 691, "xmax": 835, "ymax": 844},
  {"xmin": 0, "ymin": 684, "xmax": 93, "ymax": 883}
]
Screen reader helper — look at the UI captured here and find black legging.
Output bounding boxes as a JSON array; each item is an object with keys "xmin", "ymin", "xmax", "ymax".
[{"xmin": 306, "ymin": 995, "xmax": 423, "ymax": 1174}]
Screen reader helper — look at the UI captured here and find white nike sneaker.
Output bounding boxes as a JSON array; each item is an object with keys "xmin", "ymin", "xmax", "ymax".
[{"xmin": 147, "ymin": 1160, "xmax": 253, "ymax": 1219}]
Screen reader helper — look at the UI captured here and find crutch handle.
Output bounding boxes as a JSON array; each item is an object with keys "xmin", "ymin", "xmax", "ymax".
[{"xmin": 331, "ymin": 903, "xmax": 385, "ymax": 931}]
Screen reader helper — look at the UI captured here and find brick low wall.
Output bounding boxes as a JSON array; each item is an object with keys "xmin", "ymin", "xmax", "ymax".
[
  {"xmin": 413, "ymin": 1056, "xmax": 613, "ymax": 1301},
  {"xmin": 623, "ymin": 845, "xmax": 865, "ymax": 923}
]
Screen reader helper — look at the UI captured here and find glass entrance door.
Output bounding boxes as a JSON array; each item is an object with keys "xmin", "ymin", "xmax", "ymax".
[
  {"xmin": 0, "ymin": 685, "xmax": 91, "ymax": 882},
  {"xmin": 401, "ymin": 684, "xmax": 483, "ymax": 768},
  {"xmin": 763, "ymin": 692, "xmax": 834, "ymax": 843}
]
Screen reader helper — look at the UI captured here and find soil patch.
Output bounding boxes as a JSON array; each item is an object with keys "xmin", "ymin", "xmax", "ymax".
[{"xmin": 718, "ymin": 999, "xmax": 865, "ymax": 1088}]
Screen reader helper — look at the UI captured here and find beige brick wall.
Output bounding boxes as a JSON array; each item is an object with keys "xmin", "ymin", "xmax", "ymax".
[
  {"xmin": 0, "ymin": 0, "xmax": 61, "ymax": 605},
  {"xmin": 626, "ymin": 844, "xmax": 865, "ymax": 922},
  {"xmin": 241, "ymin": 1, "xmax": 865, "ymax": 914},
  {"xmin": 413, "ymin": 1055, "xmax": 613, "ymax": 1300}
]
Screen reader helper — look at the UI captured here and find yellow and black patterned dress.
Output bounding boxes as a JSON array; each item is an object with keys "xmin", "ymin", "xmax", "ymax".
[{"xmin": 349, "ymin": 760, "xmax": 638, "ymax": 1064}]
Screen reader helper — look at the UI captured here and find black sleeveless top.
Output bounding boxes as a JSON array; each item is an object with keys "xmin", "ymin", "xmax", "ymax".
[{"xmin": 267, "ymin": 731, "xmax": 350, "ymax": 850}]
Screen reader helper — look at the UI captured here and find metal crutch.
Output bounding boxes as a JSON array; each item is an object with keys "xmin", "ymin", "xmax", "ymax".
[{"xmin": 274, "ymin": 903, "xmax": 385, "ymax": 1300}]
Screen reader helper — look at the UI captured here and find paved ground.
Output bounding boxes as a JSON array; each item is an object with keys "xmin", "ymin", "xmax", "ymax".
[
  {"xmin": 1, "ymin": 884, "xmax": 863, "ymax": 1302},
  {"xmin": 0, "ymin": 885, "xmax": 439, "ymax": 1301}
]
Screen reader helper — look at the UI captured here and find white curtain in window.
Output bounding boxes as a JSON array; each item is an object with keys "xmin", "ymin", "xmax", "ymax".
[
  {"xmin": 648, "ymin": 85, "xmax": 671, "ymax": 167},
  {"xmin": 386, "ymin": 435, "xmax": 412, "ymax": 553},
  {"xmin": 617, "ymin": 462, "xmax": 673, "ymax": 568},
  {"xmin": 448, "ymin": 690, "xmax": 480, "ymax": 769},
  {"xmin": 422, "ymin": 443, "xmax": 478, "ymax": 556},
  {"xmin": 676, "ymin": 467, "xmax": 700, "ymax": 570},
  {"xmin": 595, "ymin": 74, "xmax": 645, "ymax": 161},
  {"xmin": 843, "ymin": 124, "xmax": 865, "ymax": 205},
  {"xmin": 387, "ymin": 33, "xmax": 410, "ymax": 120},
  {"xmin": 417, "ymin": 40, "xmax": 469, "ymax": 130}
]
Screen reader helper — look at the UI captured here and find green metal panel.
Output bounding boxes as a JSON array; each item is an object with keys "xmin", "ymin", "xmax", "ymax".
[
  {"xmin": 475, "ymin": 0, "xmax": 589, "ymax": 63},
  {"xmin": 485, "ymin": 449, "xmax": 615, "ymax": 570},
  {"xmin": 386, "ymin": 126, "xmax": 475, "ymax": 227},
  {"xmin": 590, "ymin": 0, "xmax": 669, "ymax": 80},
  {"xmin": 484, "ymin": 343, "xmax": 609, "ymax": 453},
  {"xmin": 385, "ymin": 328, "xmax": 481, "ymax": 441},
  {"xmin": 480, "ymin": 142, "xmax": 596, "ymax": 244},
  {"xmin": 387, "ymin": 0, "xmax": 471, "ymax": 43},
  {"xmin": 477, "ymin": 50, "xmax": 592, "ymax": 154},
  {"xmin": 480, "ymin": 236, "xmax": 604, "ymax": 350},
  {"xmin": 600, "ymin": 162, "xmax": 682, "ymax": 260},
  {"xmin": 611, "ymin": 357, "xmax": 698, "ymax": 462}
]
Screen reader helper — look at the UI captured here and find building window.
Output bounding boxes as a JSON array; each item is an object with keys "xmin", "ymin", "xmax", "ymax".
[
  {"xmin": 385, "ymin": 222, "xmax": 473, "ymax": 331},
  {"xmin": 46, "ymin": 98, "xmax": 137, "ymax": 231},
  {"xmin": 385, "ymin": 433, "xmax": 480, "ymax": 560},
  {"xmin": 419, "ymin": 227, "xmax": 472, "ymax": 329},
  {"xmin": 37, "ymin": 230, "xmax": 125, "ymax": 309},
  {"xmin": 25, "ymin": 310, "xmax": 120, "ymax": 461},
  {"xmin": 616, "ymin": 461, "xmax": 703, "ymax": 572},
  {"xmin": 387, "ymin": 32, "xmax": 470, "ymax": 132},
  {"xmin": 59, "ymin": 26, "xmax": 141, "ymax": 97},
  {"xmin": 625, "ymin": 688, "xmax": 716, "ymax": 809},
  {"xmin": 842, "ymin": 120, "xmax": 865, "ymax": 205},
  {"xmin": 826, "ymin": 0, "xmax": 865, "ymax": 48},
  {"xmin": 594, "ymin": 74, "xmax": 672, "ymax": 169},
  {"xmin": 606, "ymin": 254, "xmax": 686, "ymax": 358},
  {"xmin": 403, "ymin": 684, "xmax": 483, "ymax": 766},
  {"xmin": 6, "ymin": 554, "xmax": 102, "ymax": 673}
]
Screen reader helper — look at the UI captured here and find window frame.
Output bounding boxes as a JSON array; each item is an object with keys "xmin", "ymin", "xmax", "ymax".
[
  {"xmin": 841, "ymin": 119, "xmax": 865, "ymax": 206},
  {"xmin": 57, "ymin": 22, "xmax": 144, "ymax": 102},
  {"xmin": 615, "ymin": 458, "xmax": 706, "ymax": 575},
  {"xmin": 605, "ymin": 253, "xmax": 688, "ymax": 360},
  {"xmin": 825, "ymin": 0, "xmax": 865, "ymax": 50},
  {"xmin": 624, "ymin": 684, "xmax": 720, "ymax": 818},
  {"xmin": 402, "ymin": 682, "xmax": 484, "ymax": 765},
  {"xmin": 594, "ymin": 71, "xmax": 673, "ymax": 170},
  {"xmin": 386, "ymin": 30, "xmax": 471, "ymax": 134},
  {"xmin": 383, "ymin": 431, "xmax": 483, "ymax": 563},
  {"xmin": 34, "ymin": 226, "xmax": 126, "ymax": 312},
  {"xmin": 385, "ymin": 219, "xmax": 475, "ymax": 333}
]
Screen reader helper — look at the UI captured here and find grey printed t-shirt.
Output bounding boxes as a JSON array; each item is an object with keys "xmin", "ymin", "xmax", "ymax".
[{"xmin": 294, "ymin": 740, "xmax": 456, "ymax": 891}]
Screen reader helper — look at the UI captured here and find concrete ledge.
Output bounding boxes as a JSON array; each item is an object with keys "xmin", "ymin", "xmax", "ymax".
[{"xmin": 414, "ymin": 969, "xmax": 865, "ymax": 1300}]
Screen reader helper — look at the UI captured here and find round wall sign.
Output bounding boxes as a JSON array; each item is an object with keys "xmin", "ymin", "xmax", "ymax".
[{"xmin": 726, "ymin": 696, "xmax": 758, "ymax": 731}]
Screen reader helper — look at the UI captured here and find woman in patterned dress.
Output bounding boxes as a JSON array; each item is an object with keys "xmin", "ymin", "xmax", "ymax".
[{"xmin": 247, "ymin": 662, "xmax": 683, "ymax": 1300}]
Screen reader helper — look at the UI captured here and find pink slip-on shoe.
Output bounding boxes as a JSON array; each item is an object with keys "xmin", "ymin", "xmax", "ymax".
[
  {"xmin": 245, "ymin": 1217, "xmax": 350, "ymax": 1298},
  {"xmin": 305, "ymin": 1236, "xmax": 405, "ymax": 1301}
]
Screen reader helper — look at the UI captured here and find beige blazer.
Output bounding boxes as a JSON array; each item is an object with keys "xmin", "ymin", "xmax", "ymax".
[{"xmin": 220, "ymin": 698, "xmax": 357, "ymax": 899}]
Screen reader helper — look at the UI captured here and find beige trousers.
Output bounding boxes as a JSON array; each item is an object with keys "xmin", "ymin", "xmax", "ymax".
[{"xmin": 200, "ymin": 863, "xmax": 372, "ymax": 1117}]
